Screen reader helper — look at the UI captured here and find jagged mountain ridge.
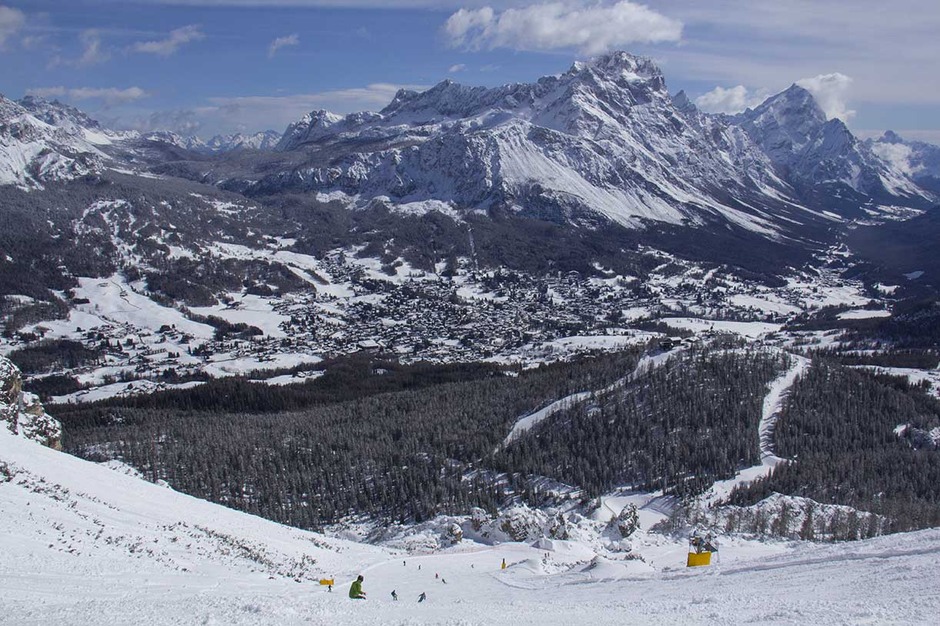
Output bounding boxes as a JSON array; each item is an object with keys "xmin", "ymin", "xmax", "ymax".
[
  {"xmin": 263, "ymin": 52, "xmax": 935, "ymax": 236},
  {"xmin": 267, "ymin": 52, "xmax": 806, "ymax": 237},
  {"xmin": 144, "ymin": 129, "xmax": 282, "ymax": 153}
]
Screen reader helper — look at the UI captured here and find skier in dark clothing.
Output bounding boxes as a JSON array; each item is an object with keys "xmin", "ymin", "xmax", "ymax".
[
  {"xmin": 418, "ymin": 592, "xmax": 427, "ymax": 603},
  {"xmin": 349, "ymin": 575, "xmax": 366, "ymax": 600},
  {"xmin": 391, "ymin": 590, "xmax": 398, "ymax": 601}
]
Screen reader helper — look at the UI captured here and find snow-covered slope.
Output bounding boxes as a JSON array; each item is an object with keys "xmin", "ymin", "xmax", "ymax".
[{"xmin": 3, "ymin": 424, "xmax": 940, "ymax": 625}]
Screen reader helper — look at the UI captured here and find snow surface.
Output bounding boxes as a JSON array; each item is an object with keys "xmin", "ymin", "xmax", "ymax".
[
  {"xmin": 3, "ymin": 428, "xmax": 940, "ymax": 624},
  {"xmin": 837, "ymin": 309, "xmax": 891, "ymax": 320},
  {"xmin": 662, "ymin": 317, "xmax": 781, "ymax": 339}
]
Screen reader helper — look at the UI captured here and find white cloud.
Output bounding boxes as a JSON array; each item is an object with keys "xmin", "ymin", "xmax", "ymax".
[
  {"xmin": 132, "ymin": 24, "xmax": 204, "ymax": 56},
  {"xmin": 134, "ymin": 108, "xmax": 203, "ymax": 134},
  {"xmin": 694, "ymin": 85, "xmax": 769, "ymax": 115},
  {"xmin": 448, "ymin": 63, "xmax": 466, "ymax": 73},
  {"xmin": 108, "ymin": 1, "xmax": 533, "ymax": 6},
  {"xmin": 444, "ymin": 1, "xmax": 682, "ymax": 55},
  {"xmin": 27, "ymin": 86, "xmax": 149, "ymax": 106},
  {"xmin": 890, "ymin": 130, "xmax": 940, "ymax": 146},
  {"xmin": 0, "ymin": 4, "xmax": 25, "ymax": 48},
  {"xmin": 26, "ymin": 86, "xmax": 67, "ymax": 99},
  {"xmin": 650, "ymin": 1, "xmax": 940, "ymax": 109},
  {"xmin": 208, "ymin": 82, "xmax": 426, "ymax": 113},
  {"xmin": 268, "ymin": 33, "xmax": 299, "ymax": 58},
  {"xmin": 796, "ymin": 72, "xmax": 855, "ymax": 121},
  {"xmin": 129, "ymin": 82, "xmax": 428, "ymax": 137},
  {"xmin": 694, "ymin": 75, "xmax": 855, "ymax": 120},
  {"xmin": 76, "ymin": 29, "xmax": 110, "ymax": 66}
]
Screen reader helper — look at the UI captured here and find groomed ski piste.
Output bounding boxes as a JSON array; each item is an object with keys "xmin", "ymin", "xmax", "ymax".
[{"xmin": 3, "ymin": 419, "xmax": 940, "ymax": 626}]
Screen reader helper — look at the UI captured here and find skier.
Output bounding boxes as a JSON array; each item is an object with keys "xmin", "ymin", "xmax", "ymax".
[
  {"xmin": 327, "ymin": 584, "xmax": 332, "ymax": 593},
  {"xmin": 391, "ymin": 589, "xmax": 398, "ymax": 601},
  {"xmin": 418, "ymin": 592, "xmax": 427, "ymax": 603},
  {"xmin": 349, "ymin": 575, "xmax": 367, "ymax": 600},
  {"xmin": 501, "ymin": 558, "xmax": 507, "ymax": 570},
  {"xmin": 435, "ymin": 572, "xmax": 439, "ymax": 579},
  {"xmin": 441, "ymin": 578, "xmax": 447, "ymax": 584}
]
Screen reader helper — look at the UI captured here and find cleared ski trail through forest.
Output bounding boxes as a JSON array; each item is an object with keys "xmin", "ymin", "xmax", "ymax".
[
  {"xmin": 500, "ymin": 348, "xmax": 686, "ymax": 449},
  {"xmin": 701, "ymin": 353, "xmax": 811, "ymax": 506}
]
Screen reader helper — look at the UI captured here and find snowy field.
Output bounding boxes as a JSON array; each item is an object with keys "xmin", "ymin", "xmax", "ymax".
[{"xmin": 3, "ymin": 427, "xmax": 940, "ymax": 625}]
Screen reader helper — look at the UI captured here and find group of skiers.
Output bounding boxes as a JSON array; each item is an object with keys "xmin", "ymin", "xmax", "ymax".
[
  {"xmin": 347, "ymin": 574, "xmax": 431, "ymax": 603},
  {"xmin": 344, "ymin": 558, "xmax": 507, "ymax": 602}
]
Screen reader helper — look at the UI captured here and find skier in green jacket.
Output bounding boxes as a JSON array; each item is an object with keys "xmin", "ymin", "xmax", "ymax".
[{"xmin": 349, "ymin": 575, "xmax": 366, "ymax": 600}]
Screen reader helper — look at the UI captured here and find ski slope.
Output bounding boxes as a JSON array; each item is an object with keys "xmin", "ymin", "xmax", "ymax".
[
  {"xmin": 701, "ymin": 354, "xmax": 811, "ymax": 507},
  {"xmin": 4, "ymin": 419, "xmax": 940, "ymax": 624}
]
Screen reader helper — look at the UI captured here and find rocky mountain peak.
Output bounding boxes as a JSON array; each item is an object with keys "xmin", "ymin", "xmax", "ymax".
[
  {"xmin": 569, "ymin": 51, "xmax": 663, "ymax": 83},
  {"xmin": 671, "ymin": 90, "xmax": 696, "ymax": 115},
  {"xmin": 275, "ymin": 109, "xmax": 344, "ymax": 151},
  {"xmin": 18, "ymin": 95, "xmax": 102, "ymax": 131}
]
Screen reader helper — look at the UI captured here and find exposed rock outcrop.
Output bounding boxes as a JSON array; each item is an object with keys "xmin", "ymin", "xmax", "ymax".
[{"xmin": 0, "ymin": 357, "xmax": 61, "ymax": 449}]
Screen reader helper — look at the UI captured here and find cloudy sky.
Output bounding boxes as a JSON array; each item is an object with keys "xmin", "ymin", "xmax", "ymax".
[{"xmin": 1, "ymin": 0, "xmax": 937, "ymax": 142}]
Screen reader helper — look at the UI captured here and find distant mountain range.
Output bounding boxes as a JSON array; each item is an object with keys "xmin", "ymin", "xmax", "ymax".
[{"xmin": 1, "ymin": 50, "xmax": 939, "ymax": 340}]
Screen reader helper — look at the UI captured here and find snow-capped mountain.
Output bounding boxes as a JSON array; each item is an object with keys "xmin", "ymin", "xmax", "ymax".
[
  {"xmin": 731, "ymin": 85, "xmax": 928, "ymax": 205},
  {"xmin": 264, "ymin": 52, "xmax": 809, "ymax": 237},
  {"xmin": 142, "ymin": 129, "xmax": 281, "ymax": 153},
  {"xmin": 867, "ymin": 130, "xmax": 940, "ymax": 195},
  {"xmin": 0, "ymin": 95, "xmax": 110, "ymax": 189},
  {"xmin": 261, "ymin": 52, "xmax": 934, "ymax": 237},
  {"xmin": 206, "ymin": 130, "xmax": 281, "ymax": 152},
  {"xmin": 140, "ymin": 130, "xmax": 208, "ymax": 152}
]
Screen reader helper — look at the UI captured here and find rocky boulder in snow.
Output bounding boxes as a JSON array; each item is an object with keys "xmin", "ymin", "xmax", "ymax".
[{"xmin": 611, "ymin": 503, "xmax": 640, "ymax": 538}]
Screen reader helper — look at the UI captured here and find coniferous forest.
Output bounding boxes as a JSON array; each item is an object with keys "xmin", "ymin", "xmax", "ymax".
[
  {"xmin": 731, "ymin": 362, "xmax": 940, "ymax": 532},
  {"xmin": 56, "ymin": 345, "xmax": 940, "ymax": 535}
]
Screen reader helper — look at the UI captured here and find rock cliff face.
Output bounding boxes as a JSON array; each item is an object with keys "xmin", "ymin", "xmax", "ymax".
[{"xmin": 0, "ymin": 357, "xmax": 61, "ymax": 449}]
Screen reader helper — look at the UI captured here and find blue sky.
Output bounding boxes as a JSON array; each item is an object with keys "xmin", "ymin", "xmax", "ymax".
[{"xmin": 1, "ymin": 1, "xmax": 938, "ymax": 143}]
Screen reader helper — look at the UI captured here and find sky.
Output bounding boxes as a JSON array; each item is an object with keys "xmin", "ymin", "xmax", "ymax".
[{"xmin": 1, "ymin": 0, "xmax": 938, "ymax": 143}]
